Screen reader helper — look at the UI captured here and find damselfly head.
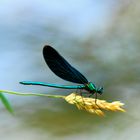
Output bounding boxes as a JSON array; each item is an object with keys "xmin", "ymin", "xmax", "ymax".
[{"xmin": 97, "ymin": 87, "xmax": 103, "ymax": 95}]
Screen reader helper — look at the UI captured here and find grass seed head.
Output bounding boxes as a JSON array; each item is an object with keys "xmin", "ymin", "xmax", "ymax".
[{"xmin": 65, "ymin": 93, "xmax": 125, "ymax": 116}]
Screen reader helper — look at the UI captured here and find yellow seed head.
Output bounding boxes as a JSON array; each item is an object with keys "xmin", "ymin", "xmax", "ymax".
[{"xmin": 65, "ymin": 93, "xmax": 125, "ymax": 116}]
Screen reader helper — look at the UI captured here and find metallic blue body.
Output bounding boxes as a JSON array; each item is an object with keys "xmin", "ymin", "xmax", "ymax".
[{"xmin": 20, "ymin": 81, "xmax": 85, "ymax": 89}]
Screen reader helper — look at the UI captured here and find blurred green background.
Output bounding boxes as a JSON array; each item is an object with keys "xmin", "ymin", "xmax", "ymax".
[{"xmin": 0, "ymin": 0, "xmax": 140, "ymax": 140}]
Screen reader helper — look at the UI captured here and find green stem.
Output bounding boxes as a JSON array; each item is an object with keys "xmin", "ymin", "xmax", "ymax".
[{"xmin": 0, "ymin": 90, "xmax": 65, "ymax": 99}]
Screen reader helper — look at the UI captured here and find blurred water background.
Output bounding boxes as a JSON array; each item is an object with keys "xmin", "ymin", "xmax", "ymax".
[{"xmin": 0, "ymin": 0, "xmax": 140, "ymax": 140}]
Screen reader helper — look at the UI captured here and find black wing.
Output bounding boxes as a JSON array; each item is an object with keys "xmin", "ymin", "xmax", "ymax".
[{"xmin": 43, "ymin": 45, "xmax": 88, "ymax": 84}]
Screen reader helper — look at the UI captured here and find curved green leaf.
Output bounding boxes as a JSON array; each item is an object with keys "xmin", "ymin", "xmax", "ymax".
[{"xmin": 0, "ymin": 92, "xmax": 14, "ymax": 114}]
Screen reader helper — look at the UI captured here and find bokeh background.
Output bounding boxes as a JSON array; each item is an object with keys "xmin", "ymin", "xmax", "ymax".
[{"xmin": 0, "ymin": 0, "xmax": 140, "ymax": 140}]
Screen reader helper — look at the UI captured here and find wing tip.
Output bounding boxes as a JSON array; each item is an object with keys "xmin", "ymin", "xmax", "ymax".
[
  {"xmin": 43, "ymin": 45, "xmax": 52, "ymax": 56},
  {"xmin": 43, "ymin": 45, "xmax": 52, "ymax": 51},
  {"xmin": 43, "ymin": 45, "xmax": 57, "ymax": 53}
]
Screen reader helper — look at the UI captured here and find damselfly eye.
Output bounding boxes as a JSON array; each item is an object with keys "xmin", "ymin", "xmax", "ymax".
[{"xmin": 97, "ymin": 87, "xmax": 103, "ymax": 95}]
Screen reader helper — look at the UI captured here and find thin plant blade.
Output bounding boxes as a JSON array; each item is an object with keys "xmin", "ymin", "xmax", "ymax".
[{"xmin": 0, "ymin": 92, "xmax": 14, "ymax": 114}]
